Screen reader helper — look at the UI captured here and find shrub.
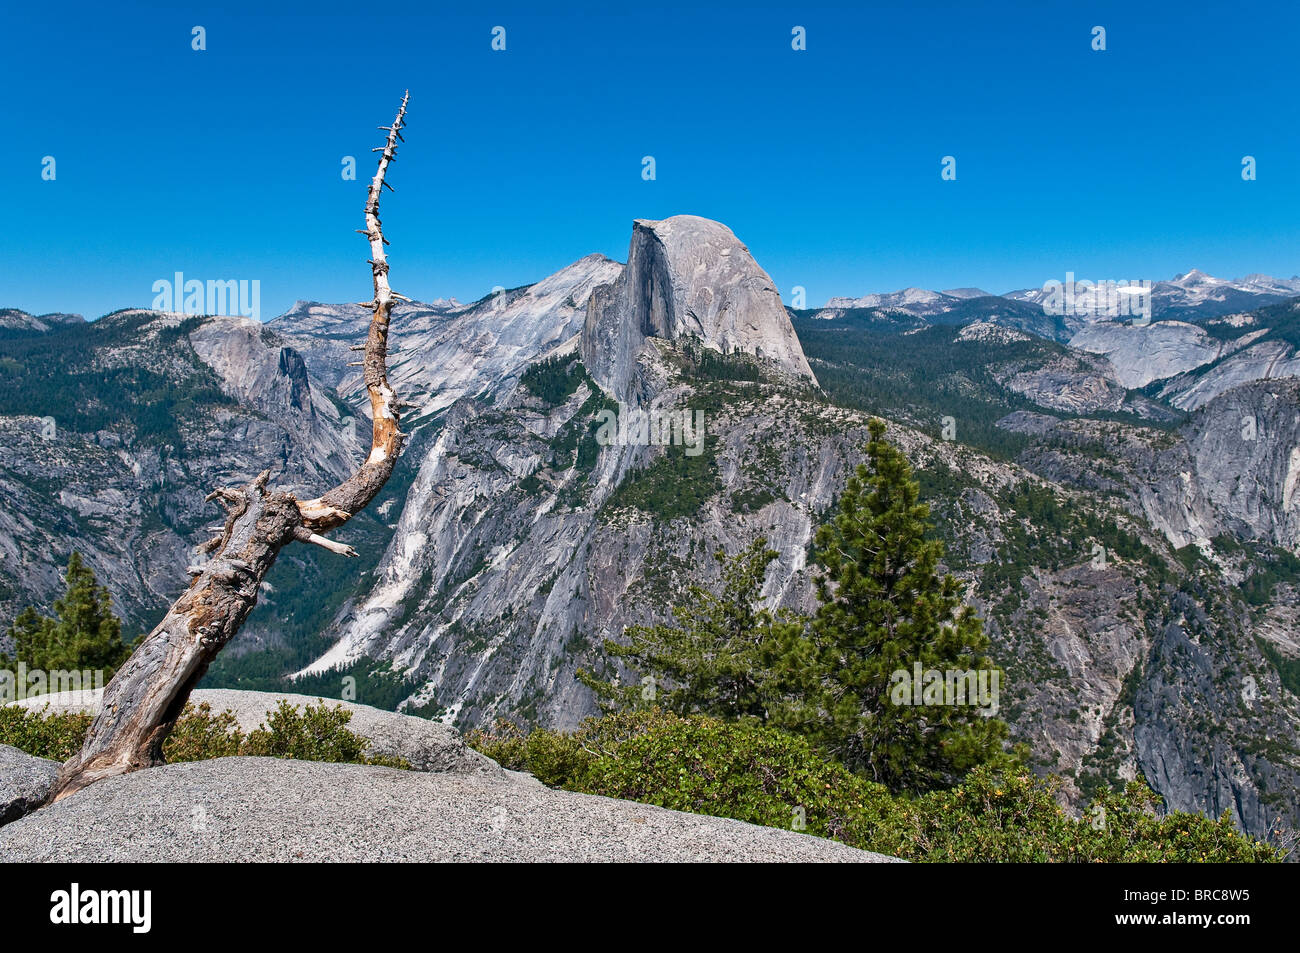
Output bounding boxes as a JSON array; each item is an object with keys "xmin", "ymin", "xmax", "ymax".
[
  {"xmin": 871, "ymin": 766, "xmax": 1281, "ymax": 863},
  {"xmin": 243, "ymin": 700, "xmax": 407, "ymax": 767},
  {"xmin": 472, "ymin": 710, "xmax": 896, "ymax": 842},
  {"xmin": 0, "ymin": 700, "xmax": 408, "ymax": 769},
  {"xmin": 466, "ymin": 717, "xmax": 590, "ymax": 788},
  {"xmin": 164, "ymin": 703, "xmax": 244, "ymax": 762},
  {"xmin": 576, "ymin": 711, "xmax": 893, "ymax": 844},
  {"xmin": 0, "ymin": 706, "xmax": 92, "ymax": 761},
  {"xmin": 468, "ymin": 709, "xmax": 1283, "ymax": 863}
]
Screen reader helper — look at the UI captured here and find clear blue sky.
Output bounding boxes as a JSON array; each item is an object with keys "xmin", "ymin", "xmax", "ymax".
[{"xmin": 2, "ymin": 0, "xmax": 1297, "ymax": 319}]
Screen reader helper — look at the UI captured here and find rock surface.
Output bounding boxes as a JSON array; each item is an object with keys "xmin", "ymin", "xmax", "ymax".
[
  {"xmin": 0, "ymin": 756, "xmax": 897, "ymax": 862},
  {"xmin": 0, "ymin": 745, "xmax": 59, "ymax": 826},
  {"xmin": 1068, "ymin": 320, "xmax": 1245, "ymax": 389},
  {"xmin": 272, "ymin": 254, "xmax": 623, "ymax": 416},
  {"xmin": 582, "ymin": 216, "xmax": 815, "ymax": 397}
]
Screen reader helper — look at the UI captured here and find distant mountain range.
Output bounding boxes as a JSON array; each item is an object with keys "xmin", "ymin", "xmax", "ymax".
[
  {"xmin": 821, "ymin": 270, "xmax": 1300, "ymax": 327},
  {"xmin": 0, "ymin": 309, "xmax": 85, "ymax": 334}
]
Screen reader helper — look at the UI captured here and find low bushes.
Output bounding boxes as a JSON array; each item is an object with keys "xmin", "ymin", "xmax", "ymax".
[
  {"xmin": 0, "ymin": 700, "xmax": 408, "ymax": 769},
  {"xmin": 468, "ymin": 709, "xmax": 1282, "ymax": 863}
]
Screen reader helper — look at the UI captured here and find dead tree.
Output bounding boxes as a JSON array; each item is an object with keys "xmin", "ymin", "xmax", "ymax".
[{"xmin": 50, "ymin": 93, "xmax": 413, "ymax": 802}]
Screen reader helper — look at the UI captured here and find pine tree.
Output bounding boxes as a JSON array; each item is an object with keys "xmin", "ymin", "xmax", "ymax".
[
  {"xmin": 579, "ymin": 538, "xmax": 805, "ymax": 720},
  {"xmin": 1, "ymin": 552, "xmax": 131, "ymax": 679},
  {"xmin": 800, "ymin": 418, "xmax": 1012, "ymax": 792}
]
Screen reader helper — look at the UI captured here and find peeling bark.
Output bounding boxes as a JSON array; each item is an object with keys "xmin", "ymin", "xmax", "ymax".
[{"xmin": 51, "ymin": 93, "xmax": 412, "ymax": 803}]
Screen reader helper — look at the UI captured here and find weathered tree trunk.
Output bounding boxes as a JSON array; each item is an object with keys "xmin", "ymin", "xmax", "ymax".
[{"xmin": 51, "ymin": 93, "xmax": 412, "ymax": 803}]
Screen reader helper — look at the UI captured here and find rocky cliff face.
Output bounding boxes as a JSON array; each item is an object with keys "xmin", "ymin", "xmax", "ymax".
[
  {"xmin": 1068, "ymin": 321, "xmax": 1250, "ymax": 389},
  {"xmin": 582, "ymin": 216, "xmax": 815, "ymax": 398},
  {"xmin": 1182, "ymin": 380, "xmax": 1300, "ymax": 548},
  {"xmin": 1064, "ymin": 299, "xmax": 1300, "ymax": 413},
  {"xmin": 273, "ymin": 254, "xmax": 623, "ymax": 416},
  {"xmin": 1006, "ymin": 379, "xmax": 1300, "ymax": 553},
  {"xmin": 296, "ymin": 354, "xmax": 863, "ymax": 728}
]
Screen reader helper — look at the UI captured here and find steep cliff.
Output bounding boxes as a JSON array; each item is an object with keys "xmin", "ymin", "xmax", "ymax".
[{"xmin": 581, "ymin": 216, "xmax": 815, "ymax": 399}]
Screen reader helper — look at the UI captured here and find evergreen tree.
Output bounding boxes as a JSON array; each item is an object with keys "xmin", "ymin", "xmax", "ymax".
[
  {"xmin": 580, "ymin": 538, "xmax": 805, "ymax": 721},
  {"xmin": 1, "ymin": 552, "xmax": 131, "ymax": 680},
  {"xmin": 800, "ymin": 418, "xmax": 1012, "ymax": 792}
]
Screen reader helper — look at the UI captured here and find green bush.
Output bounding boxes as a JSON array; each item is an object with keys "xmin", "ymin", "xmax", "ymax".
[
  {"xmin": 468, "ymin": 709, "xmax": 1283, "ymax": 863},
  {"xmin": 0, "ymin": 700, "xmax": 408, "ymax": 769},
  {"xmin": 868, "ymin": 766, "xmax": 1280, "ymax": 862},
  {"xmin": 242, "ymin": 700, "xmax": 407, "ymax": 767},
  {"xmin": 164, "ymin": 703, "xmax": 245, "ymax": 762},
  {"xmin": 577, "ymin": 711, "xmax": 892, "ymax": 844},
  {"xmin": 604, "ymin": 439, "xmax": 721, "ymax": 520},
  {"xmin": 520, "ymin": 355, "xmax": 584, "ymax": 405},
  {"xmin": 467, "ymin": 717, "xmax": 591, "ymax": 789},
  {"xmin": 0, "ymin": 706, "xmax": 93, "ymax": 761}
]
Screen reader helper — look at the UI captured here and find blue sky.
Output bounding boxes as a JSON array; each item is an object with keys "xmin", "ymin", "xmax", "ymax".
[{"xmin": 2, "ymin": 0, "xmax": 1297, "ymax": 320}]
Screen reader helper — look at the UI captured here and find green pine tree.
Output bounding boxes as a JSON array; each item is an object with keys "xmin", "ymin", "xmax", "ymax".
[
  {"xmin": 579, "ymin": 538, "xmax": 805, "ymax": 721},
  {"xmin": 1, "ymin": 552, "xmax": 132, "ymax": 682},
  {"xmin": 799, "ymin": 418, "xmax": 1013, "ymax": 793}
]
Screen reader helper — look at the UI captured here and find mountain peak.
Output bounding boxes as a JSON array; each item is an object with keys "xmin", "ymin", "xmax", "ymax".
[
  {"xmin": 582, "ymin": 216, "xmax": 816, "ymax": 397},
  {"xmin": 1172, "ymin": 268, "xmax": 1221, "ymax": 285}
]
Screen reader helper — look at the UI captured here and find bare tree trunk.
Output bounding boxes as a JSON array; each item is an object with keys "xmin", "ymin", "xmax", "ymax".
[{"xmin": 50, "ymin": 93, "xmax": 412, "ymax": 803}]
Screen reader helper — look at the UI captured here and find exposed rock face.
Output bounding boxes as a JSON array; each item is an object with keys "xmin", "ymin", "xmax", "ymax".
[
  {"xmin": 1181, "ymin": 380, "xmax": 1300, "ymax": 549},
  {"xmin": 273, "ymin": 254, "xmax": 623, "ymax": 416},
  {"xmin": 0, "ymin": 745, "xmax": 59, "ymax": 826},
  {"xmin": 1134, "ymin": 591, "xmax": 1300, "ymax": 840},
  {"xmin": 1056, "ymin": 299, "xmax": 1300, "ymax": 412},
  {"xmin": 993, "ymin": 391, "xmax": 1300, "ymax": 838},
  {"xmin": 1005, "ymin": 379, "xmax": 1300, "ymax": 552},
  {"xmin": 189, "ymin": 316, "xmax": 358, "ymax": 481},
  {"xmin": 582, "ymin": 216, "xmax": 815, "ymax": 398},
  {"xmin": 1162, "ymin": 338, "xmax": 1300, "ymax": 411},
  {"xmin": 1068, "ymin": 321, "xmax": 1251, "ymax": 389},
  {"xmin": 992, "ymin": 351, "xmax": 1133, "ymax": 415},
  {"xmin": 0, "ymin": 756, "xmax": 897, "ymax": 862},
  {"xmin": 294, "ymin": 354, "xmax": 873, "ymax": 731}
]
